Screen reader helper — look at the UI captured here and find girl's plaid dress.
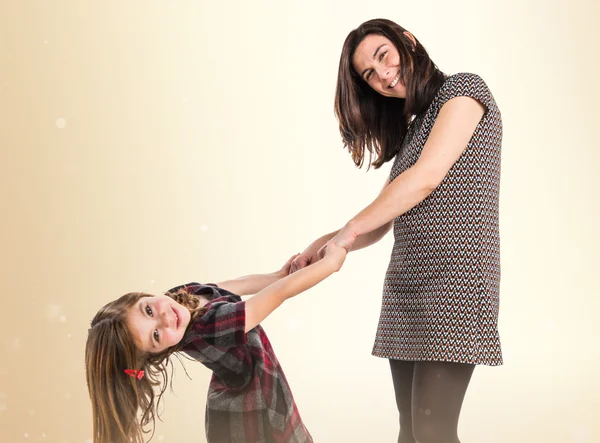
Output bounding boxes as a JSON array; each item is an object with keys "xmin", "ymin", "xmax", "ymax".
[{"xmin": 170, "ymin": 283, "xmax": 313, "ymax": 443}]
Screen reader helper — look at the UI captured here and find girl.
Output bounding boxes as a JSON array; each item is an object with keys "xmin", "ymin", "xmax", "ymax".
[
  {"xmin": 85, "ymin": 240, "xmax": 346, "ymax": 443},
  {"xmin": 291, "ymin": 18, "xmax": 503, "ymax": 443}
]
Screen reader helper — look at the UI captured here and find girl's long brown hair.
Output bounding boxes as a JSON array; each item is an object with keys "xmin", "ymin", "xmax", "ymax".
[
  {"xmin": 84, "ymin": 288, "xmax": 205, "ymax": 443},
  {"xmin": 335, "ymin": 18, "xmax": 447, "ymax": 169}
]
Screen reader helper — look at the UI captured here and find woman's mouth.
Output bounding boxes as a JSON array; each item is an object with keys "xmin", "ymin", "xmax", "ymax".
[{"xmin": 389, "ymin": 72, "xmax": 401, "ymax": 88}]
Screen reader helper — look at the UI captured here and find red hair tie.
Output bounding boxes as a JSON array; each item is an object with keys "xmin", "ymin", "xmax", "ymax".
[{"xmin": 124, "ymin": 369, "xmax": 144, "ymax": 380}]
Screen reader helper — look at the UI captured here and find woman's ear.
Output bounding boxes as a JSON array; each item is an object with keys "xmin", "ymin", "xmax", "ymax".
[{"xmin": 403, "ymin": 31, "xmax": 417, "ymax": 51}]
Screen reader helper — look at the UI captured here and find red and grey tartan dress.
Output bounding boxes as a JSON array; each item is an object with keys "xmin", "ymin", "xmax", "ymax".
[{"xmin": 170, "ymin": 283, "xmax": 313, "ymax": 443}]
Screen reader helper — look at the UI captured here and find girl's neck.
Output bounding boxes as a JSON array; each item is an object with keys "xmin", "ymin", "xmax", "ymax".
[{"xmin": 198, "ymin": 294, "xmax": 211, "ymax": 308}]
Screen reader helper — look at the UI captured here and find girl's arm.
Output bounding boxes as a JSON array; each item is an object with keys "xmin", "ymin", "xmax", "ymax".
[
  {"xmin": 244, "ymin": 240, "xmax": 346, "ymax": 332},
  {"xmin": 216, "ymin": 255, "xmax": 297, "ymax": 296},
  {"xmin": 290, "ymin": 175, "xmax": 392, "ymax": 272}
]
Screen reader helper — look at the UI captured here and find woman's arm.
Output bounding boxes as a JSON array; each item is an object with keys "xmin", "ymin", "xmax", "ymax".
[
  {"xmin": 331, "ymin": 96, "xmax": 485, "ymax": 248},
  {"xmin": 349, "ymin": 176, "xmax": 393, "ymax": 251}
]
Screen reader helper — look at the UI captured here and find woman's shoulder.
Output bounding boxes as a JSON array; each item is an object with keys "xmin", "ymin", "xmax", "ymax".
[
  {"xmin": 440, "ymin": 72, "xmax": 489, "ymax": 92},
  {"xmin": 432, "ymin": 72, "xmax": 496, "ymax": 110}
]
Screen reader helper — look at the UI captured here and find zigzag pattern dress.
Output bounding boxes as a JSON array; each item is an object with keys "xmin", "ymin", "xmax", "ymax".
[{"xmin": 372, "ymin": 73, "xmax": 503, "ymax": 366}]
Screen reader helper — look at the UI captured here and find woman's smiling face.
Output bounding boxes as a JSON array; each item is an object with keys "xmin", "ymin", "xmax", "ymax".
[{"xmin": 352, "ymin": 33, "xmax": 412, "ymax": 98}]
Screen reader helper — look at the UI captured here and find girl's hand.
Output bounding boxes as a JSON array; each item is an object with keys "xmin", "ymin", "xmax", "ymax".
[
  {"xmin": 277, "ymin": 253, "xmax": 301, "ymax": 278},
  {"xmin": 320, "ymin": 240, "xmax": 347, "ymax": 272}
]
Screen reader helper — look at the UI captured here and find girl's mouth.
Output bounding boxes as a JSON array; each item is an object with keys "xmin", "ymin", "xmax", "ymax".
[{"xmin": 172, "ymin": 307, "xmax": 180, "ymax": 328}]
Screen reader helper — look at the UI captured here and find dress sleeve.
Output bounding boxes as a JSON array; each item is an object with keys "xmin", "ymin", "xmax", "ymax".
[
  {"xmin": 190, "ymin": 298, "xmax": 248, "ymax": 349},
  {"xmin": 181, "ymin": 297, "xmax": 251, "ymax": 388},
  {"xmin": 436, "ymin": 73, "xmax": 494, "ymax": 114}
]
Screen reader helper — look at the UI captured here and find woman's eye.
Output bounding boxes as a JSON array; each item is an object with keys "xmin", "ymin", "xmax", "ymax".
[
  {"xmin": 154, "ymin": 330, "xmax": 159, "ymax": 342},
  {"xmin": 379, "ymin": 51, "xmax": 387, "ymax": 61},
  {"xmin": 146, "ymin": 306, "xmax": 153, "ymax": 316},
  {"xmin": 366, "ymin": 71, "xmax": 373, "ymax": 81}
]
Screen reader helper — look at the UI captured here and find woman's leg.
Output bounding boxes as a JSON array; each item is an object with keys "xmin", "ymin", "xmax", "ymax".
[
  {"xmin": 411, "ymin": 361, "xmax": 475, "ymax": 443},
  {"xmin": 389, "ymin": 359, "xmax": 417, "ymax": 443}
]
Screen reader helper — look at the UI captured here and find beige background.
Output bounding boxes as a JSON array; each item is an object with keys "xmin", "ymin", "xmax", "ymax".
[{"xmin": 1, "ymin": 0, "xmax": 599, "ymax": 442}]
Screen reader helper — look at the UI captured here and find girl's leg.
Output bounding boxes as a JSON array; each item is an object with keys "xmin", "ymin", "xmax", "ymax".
[
  {"xmin": 389, "ymin": 359, "xmax": 417, "ymax": 443},
  {"xmin": 411, "ymin": 361, "xmax": 475, "ymax": 443}
]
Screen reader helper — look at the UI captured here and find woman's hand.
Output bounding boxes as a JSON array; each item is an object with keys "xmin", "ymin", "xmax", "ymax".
[
  {"xmin": 317, "ymin": 224, "xmax": 358, "ymax": 260},
  {"xmin": 289, "ymin": 248, "xmax": 319, "ymax": 274},
  {"xmin": 277, "ymin": 253, "xmax": 301, "ymax": 278},
  {"xmin": 289, "ymin": 230, "xmax": 344, "ymax": 274}
]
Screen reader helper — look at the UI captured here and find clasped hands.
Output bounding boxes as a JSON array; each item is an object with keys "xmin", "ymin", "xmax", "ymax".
[{"xmin": 287, "ymin": 224, "xmax": 358, "ymax": 274}]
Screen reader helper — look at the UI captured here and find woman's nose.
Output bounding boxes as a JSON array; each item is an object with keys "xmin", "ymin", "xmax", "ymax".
[{"xmin": 376, "ymin": 66, "xmax": 391, "ymax": 80}]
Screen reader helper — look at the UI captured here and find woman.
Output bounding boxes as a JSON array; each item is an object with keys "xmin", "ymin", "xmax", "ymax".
[{"xmin": 290, "ymin": 18, "xmax": 503, "ymax": 443}]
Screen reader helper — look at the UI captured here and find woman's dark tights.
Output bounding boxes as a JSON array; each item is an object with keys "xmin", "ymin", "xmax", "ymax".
[{"xmin": 389, "ymin": 360, "xmax": 475, "ymax": 443}]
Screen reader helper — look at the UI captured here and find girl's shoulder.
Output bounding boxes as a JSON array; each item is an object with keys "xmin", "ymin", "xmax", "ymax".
[{"xmin": 168, "ymin": 282, "xmax": 241, "ymax": 302}]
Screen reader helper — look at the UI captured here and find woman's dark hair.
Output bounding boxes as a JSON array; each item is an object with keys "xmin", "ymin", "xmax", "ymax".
[{"xmin": 335, "ymin": 18, "xmax": 446, "ymax": 169}]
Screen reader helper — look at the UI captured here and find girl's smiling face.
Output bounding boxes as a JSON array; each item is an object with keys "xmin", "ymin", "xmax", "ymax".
[{"xmin": 126, "ymin": 295, "xmax": 191, "ymax": 354}]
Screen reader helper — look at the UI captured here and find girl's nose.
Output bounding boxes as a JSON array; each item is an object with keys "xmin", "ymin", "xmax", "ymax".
[{"xmin": 160, "ymin": 310, "xmax": 171, "ymax": 328}]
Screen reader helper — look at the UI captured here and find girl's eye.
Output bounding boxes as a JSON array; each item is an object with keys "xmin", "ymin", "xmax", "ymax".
[
  {"xmin": 145, "ymin": 306, "xmax": 153, "ymax": 317},
  {"xmin": 379, "ymin": 51, "xmax": 387, "ymax": 61},
  {"xmin": 153, "ymin": 330, "xmax": 159, "ymax": 342},
  {"xmin": 366, "ymin": 71, "xmax": 373, "ymax": 81}
]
